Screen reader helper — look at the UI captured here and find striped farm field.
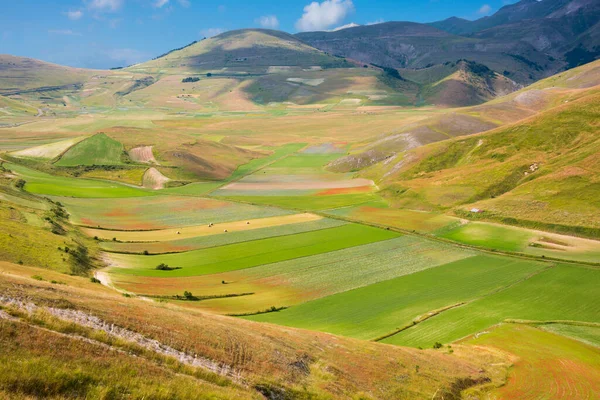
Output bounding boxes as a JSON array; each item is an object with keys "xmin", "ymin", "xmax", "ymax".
[
  {"xmin": 221, "ymin": 193, "xmax": 382, "ymax": 210},
  {"xmin": 326, "ymin": 205, "xmax": 458, "ymax": 233},
  {"xmin": 7, "ymin": 162, "xmax": 155, "ymax": 198},
  {"xmin": 100, "ymin": 216, "xmax": 346, "ymax": 253},
  {"xmin": 10, "ymin": 136, "xmax": 87, "ymax": 160},
  {"xmin": 464, "ymin": 324, "xmax": 600, "ymax": 399},
  {"xmin": 60, "ymin": 195, "xmax": 292, "ymax": 230},
  {"xmin": 213, "ymin": 149, "xmax": 379, "ymax": 210},
  {"xmin": 106, "ymin": 223, "xmax": 399, "ymax": 277},
  {"xmin": 385, "ymin": 264, "xmax": 600, "ymax": 348},
  {"xmin": 247, "ymin": 255, "xmax": 547, "ymax": 340},
  {"xmin": 110, "ymin": 235, "xmax": 476, "ymax": 313}
]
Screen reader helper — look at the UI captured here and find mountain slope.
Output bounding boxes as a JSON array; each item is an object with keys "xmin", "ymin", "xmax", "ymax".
[
  {"xmin": 371, "ymin": 75, "xmax": 600, "ymax": 236},
  {"xmin": 128, "ymin": 29, "xmax": 351, "ymax": 75},
  {"xmin": 298, "ymin": 0, "xmax": 600, "ymax": 84}
]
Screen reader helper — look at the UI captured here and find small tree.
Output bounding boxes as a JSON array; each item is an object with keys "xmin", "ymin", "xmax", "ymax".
[{"xmin": 183, "ymin": 291, "xmax": 194, "ymax": 300}]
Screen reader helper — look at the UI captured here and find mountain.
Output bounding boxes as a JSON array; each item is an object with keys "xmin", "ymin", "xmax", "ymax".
[
  {"xmin": 430, "ymin": 0, "xmax": 596, "ymax": 35},
  {"xmin": 127, "ymin": 29, "xmax": 351, "ymax": 75},
  {"xmin": 297, "ymin": 0, "xmax": 600, "ymax": 83},
  {"xmin": 358, "ymin": 59, "xmax": 600, "ymax": 236}
]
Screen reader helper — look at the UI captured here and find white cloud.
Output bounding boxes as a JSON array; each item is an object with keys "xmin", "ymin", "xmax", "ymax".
[
  {"xmin": 66, "ymin": 10, "xmax": 84, "ymax": 20},
  {"xmin": 106, "ymin": 48, "xmax": 150, "ymax": 65},
  {"xmin": 178, "ymin": 0, "xmax": 191, "ymax": 7},
  {"xmin": 48, "ymin": 29, "xmax": 82, "ymax": 36},
  {"xmin": 477, "ymin": 4, "xmax": 492, "ymax": 15},
  {"xmin": 330, "ymin": 22, "xmax": 359, "ymax": 31},
  {"xmin": 154, "ymin": 0, "xmax": 169, "ymax": 7},
  {"xmin": 87, "ymin": 0, "xmax": 123, "ymax": 12},
  {"xmin": 367, "ymin": 18, "xmax": 384, "ymax": 25},
  {"xmin": 295, "ymin": 0, "xmax": 355, "ymax": 32},
  {"xmin": 201, "ymin": 28, "xmax": 224, "ymax": 38},
  {"xmin": 256, "ymin": 15, "xmax": 280, "ymax": 29}
]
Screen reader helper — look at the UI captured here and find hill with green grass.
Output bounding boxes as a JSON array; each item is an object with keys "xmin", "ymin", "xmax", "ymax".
[{"xmin": 372, "ymin": 76, "xmax": 600, "ymax": 236}]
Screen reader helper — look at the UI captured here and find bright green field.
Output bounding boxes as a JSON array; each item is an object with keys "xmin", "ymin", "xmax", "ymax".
[
  {"xmin": 227, "ymin": 143, "xmax": 307, "ymax": 181},
  {"xmin": 108, "ymin": 223, "xmax": 399, "ymax": 277},
  {"xmin": 385, "ymin": 264, "xmax": 600, "ymax": 348},
  {"xmin": 439, "ymin": 222, "xmax": 533, "ymax": 252},
  {"xmin": 101, "ymin": 218, "xmax": 348, "ymax": 253},
  {"xmin": 247, "ymin": 255, "xmax": 547, "ymax": 340},
  {"xmin": 234, "ymin": 235, "xmax": 475, "ymax": 298},
  {"xmin": 55, "ymin": 133, "xmax": 125, "ymax": 166},
  {"xmin": 6, "ymin": 163, "xmax": 154, "ymax": 198}
]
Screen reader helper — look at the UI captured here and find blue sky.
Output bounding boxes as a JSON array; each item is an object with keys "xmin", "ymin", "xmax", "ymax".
[{"xmin": 1, "ymin": 0, "xmax": 516, "ymax": 69}]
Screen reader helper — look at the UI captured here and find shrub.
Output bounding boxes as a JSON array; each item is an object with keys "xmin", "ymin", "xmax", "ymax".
[
  {"xmin": 90, "ymin": 277, "xmax": 101, "ymax": 284},
  {"xmin": 156, "ymin": 263, "xmax": 181, "ymax": 271},
  {"xmin": 183, "ymin": 291, "xmax": 195, "ymax": 300},
  {"xmin": 433, "ymin": 342, "xmax": 443, "ymax": 349},
  {"xmin": 32, "ymin": 275, "xmax": 43, "ymax": 281}
]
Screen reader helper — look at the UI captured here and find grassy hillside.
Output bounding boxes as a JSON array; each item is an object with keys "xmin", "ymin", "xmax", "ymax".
[
  {"xmin": 0, "ymin": 261, "xmax": 511, "ymax": 399},
  {"xmin": 377, "ymin": 88, "xmax": 600, "ymax": 235},
  {"xmin": 55, "ymin": 133, "xmax": 126, "ymax": 167}
]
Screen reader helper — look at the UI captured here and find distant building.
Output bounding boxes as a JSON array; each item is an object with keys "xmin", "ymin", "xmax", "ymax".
[{"xmin": 470, "ymin": 208, "xmax": 482, "ymax": 213}]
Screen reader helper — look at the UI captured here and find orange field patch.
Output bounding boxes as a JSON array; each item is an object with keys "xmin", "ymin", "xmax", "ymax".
[
  {"xmin": 464, "ymin": 324, "xmax": 600, "ymax": 399},
  {"xmin": 317, "ymin": 185, "xmax": 372, "ymax": 196}
]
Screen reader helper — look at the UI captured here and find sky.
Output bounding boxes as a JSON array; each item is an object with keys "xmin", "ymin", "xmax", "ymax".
[{"xmin": 1, "ymin": 0, "xmax": 517, "ymax": 69}]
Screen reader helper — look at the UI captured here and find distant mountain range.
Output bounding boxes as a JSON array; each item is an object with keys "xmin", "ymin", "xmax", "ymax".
[
  {"xmin": 0, "ymin": 0, "xmax": 598, "ymax": 111},
  {"xmin": 297, "ymin": 0, "xmax": 600, "ymax": 84}
]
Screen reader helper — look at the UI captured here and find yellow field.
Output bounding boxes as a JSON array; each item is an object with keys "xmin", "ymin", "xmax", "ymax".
[{"xmin": 83, "ymin": 212, "xmax": 323, "ymax": 241}]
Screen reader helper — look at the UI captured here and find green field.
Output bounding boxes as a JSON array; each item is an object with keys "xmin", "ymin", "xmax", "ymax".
[
  {"xmin": 101, "ymin": 217, "xmax": 347, "ymax": 254},
  {"xmin": 248, "ymin": 255, "xmax": 547, "ymax": 340},
  {"xmin": 540, "ymin": 323, "xmax": 600, "ymax": 348},
  {"xmin": 55, "ymin": 133, "xmax": 125, "ymax": 166},
  {"xmin": 107, "ymin": 224, "xmax": 399, "ymax": 277},
  {"xmin": 439, "ymin": 221, "xmax": 533, "ymax": 251},
  {"xmin": 230, "ymin": 235, "xmax": 475, "ymax": 298},
  {"xmin": 385, "ymin": 264, "xmax": 600, "ymax": 347},
  {"xmin": 6, "ymin": 162, "xmax": 154, "ymax": 198}
]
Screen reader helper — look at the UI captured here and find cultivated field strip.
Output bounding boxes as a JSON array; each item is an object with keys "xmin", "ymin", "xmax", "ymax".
[
  {"xmin": 386, "ymin": 264, "xmax": 600, "ymax": 347},
  {"xmin": 86, "ymin": 213, "xmax": 323, "ymax": 242},
  {"xmin": 101, "ymin": 217, "xmax": 347, "ymax": 254},
  {"xmin": 466, "ymin": 324, "xmax": 600, "ymax": 400},
  {"xmin": 237, "ymin": 235, "xmax": 475, "ymax": 297},
  {"xmin": 248, "ymin": 256, "xmax": 547, "ymax": 340},
  {"xmin": 106, "ymin": 224, "xmax": 399, "ymax": 277},
  {"xmin": 7, "ymin": 162, "xmax": 154, "ymax": 198},
  {"xmin": 58, "ymin": 195, "xmax": 292, "ymax": 230}
]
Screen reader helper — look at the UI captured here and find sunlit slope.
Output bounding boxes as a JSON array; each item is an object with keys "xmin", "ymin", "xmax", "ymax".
[
  {"xmin": 128, "ymin": 29, "xmax": 350, "ymax": 75},
  {"xmin": 333, "ymin": 59, "xmax": 600, "ymax": 173},
  {"xmin": 377, "ymin": 86, "xmax": 600, "ymax": 236},
  {"xmin": 0, "ymin": 262, "xmax": 511, "ymax": 399}
]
